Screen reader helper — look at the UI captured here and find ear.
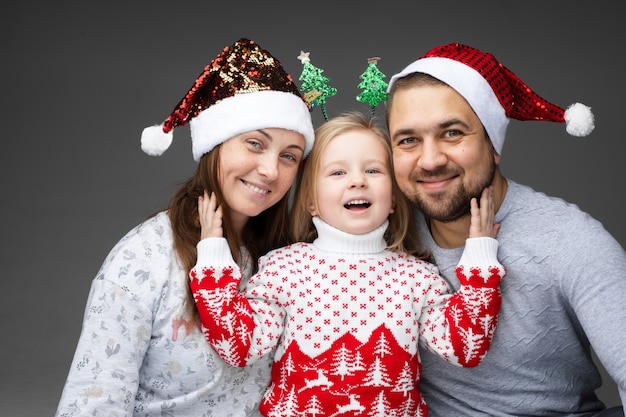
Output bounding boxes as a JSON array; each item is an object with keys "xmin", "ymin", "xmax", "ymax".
[{"xmin": 308, "ymin": 203, "xmax": 317, "ymax": 216}]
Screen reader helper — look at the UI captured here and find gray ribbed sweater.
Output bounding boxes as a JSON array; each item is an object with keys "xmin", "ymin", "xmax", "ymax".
[{"xmin": 417, "ymin": 180, "xmax": 626, "ymax": 416}]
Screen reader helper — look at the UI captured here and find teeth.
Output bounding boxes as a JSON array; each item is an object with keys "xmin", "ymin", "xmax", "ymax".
[
  {"xmin": 347, "ymin": 200, "xmax": 369, "ymax": 205},
  {"xmin": 245, "ymin": 182, "xmax": 269, "ymax": 195}
]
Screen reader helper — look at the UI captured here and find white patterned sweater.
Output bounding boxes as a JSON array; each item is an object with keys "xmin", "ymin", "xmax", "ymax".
[
  {"xmin": 55, "ymin": 211, "xmax": 272, "ymax": 417},
  {"xmin": 190, "ymin": 217, "xmax": 505, "ymax": 417}
]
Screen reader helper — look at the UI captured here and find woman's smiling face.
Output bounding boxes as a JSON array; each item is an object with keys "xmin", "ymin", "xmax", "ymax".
[{"xmin": 218, "ymin": 128, "xmax": 305, "ymax": 230}]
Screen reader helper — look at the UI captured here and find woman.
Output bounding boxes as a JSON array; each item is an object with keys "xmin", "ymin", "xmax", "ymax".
[{"xmin": 54, "ymin": 38, "xmax": 314, "ymax": 417}]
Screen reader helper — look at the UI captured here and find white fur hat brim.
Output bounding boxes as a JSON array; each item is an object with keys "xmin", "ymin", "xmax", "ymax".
[
  {"xmin": 189, "ymin": 90, "xmax": 314, "ymax": 161},
  {"xmin": 388, "ymin": 57, "xmax": 508, "ymax": 154}
]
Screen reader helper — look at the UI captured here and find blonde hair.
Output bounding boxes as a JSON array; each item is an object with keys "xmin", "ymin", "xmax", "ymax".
[{"xmin": 290, "ymin": 111, "xmax": 427, "ymax": 258}]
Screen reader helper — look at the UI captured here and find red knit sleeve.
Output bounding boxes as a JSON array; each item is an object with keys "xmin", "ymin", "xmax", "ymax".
[
  {"xmin": 189, "ymin": 265, "xmax": 256, "ymax": 367},
  {"xmin": 445, "ymin": 262, "xmax": 505, "ymax": 367}
]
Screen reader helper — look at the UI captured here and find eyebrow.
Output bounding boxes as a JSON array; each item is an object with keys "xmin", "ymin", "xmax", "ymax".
[
  {"xmin": 391, "ymin": 118, "xmax": 471, "ymax": 142},
  {"xmin": 258, "ymin": 129, "xmax": 305, "ymax": 153},
  {"xmin": 391, "ymin": 128, "xmax": 414, "ymax": 142},
  {"xmin": 440, "ymin": 118, "xmax": 471, "ymax": 130}
]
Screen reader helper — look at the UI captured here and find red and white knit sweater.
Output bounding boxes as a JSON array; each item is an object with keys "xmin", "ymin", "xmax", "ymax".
[{"xmin": 190, "ymin": 218, "xmax": 505, "ymax": 417}]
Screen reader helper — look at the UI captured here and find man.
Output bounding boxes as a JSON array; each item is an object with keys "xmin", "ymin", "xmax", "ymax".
[{"xmin": 385, "ymin": 42, "xmax": 625, "ymax": 416}]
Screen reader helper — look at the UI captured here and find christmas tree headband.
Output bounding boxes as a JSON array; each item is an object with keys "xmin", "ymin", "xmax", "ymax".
[
  {"xmin": 297, "ymin": 51, "xmax": 389, "ymax": 121},
  {"xmin": 356, "ymin": 57, "xmax": 389, "ymax": 117},
  {"xmin": 297, "ymin": 51, "xmax": 337, "ymax": 121}
]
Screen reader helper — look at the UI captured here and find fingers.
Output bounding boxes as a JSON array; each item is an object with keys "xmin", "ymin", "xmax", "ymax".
[
  {"xmin": 198, "ymin": 190, "xmax": 224, "ymax": 239},
  {"xmin": 197, "ymin": 190, "xmax": 211, "ymax": 229},
  {"xmin": 469, "ymin": 185, "xmax": 499, "ymax": 239},
  {"xmin": 480, "ymin": 185, "xmax": 495, "ymax": 229},
  {"xmin": 470, "ymin": 196, "xmax": 479, "ymax": 217},
  {"xmin": 207, "ymin": 190, "xmax": 217, "ymax": 216}
]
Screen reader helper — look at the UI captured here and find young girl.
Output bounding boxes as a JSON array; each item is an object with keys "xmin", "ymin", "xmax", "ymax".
[
  {"xmin": 54, "ymin": 38, "xmax": 314, "ymax": 417},
  {"xmin": 190, "ymin": 111, "xmax": 505, "ymax": 416}
]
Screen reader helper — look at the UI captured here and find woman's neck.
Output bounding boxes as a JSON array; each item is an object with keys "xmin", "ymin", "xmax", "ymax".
[{"xmin": 230, "ymin": 213, "xmax": 248, "ymax": 242}]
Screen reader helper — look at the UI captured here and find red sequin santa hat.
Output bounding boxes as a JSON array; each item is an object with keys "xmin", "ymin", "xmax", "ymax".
[
  {"xmin": 141, "ymin": 38, "xmax": 315, "ymax": 161},
  {"xmin": 387, "ymin": 43, "xmax": 595, "ymax": 154}
]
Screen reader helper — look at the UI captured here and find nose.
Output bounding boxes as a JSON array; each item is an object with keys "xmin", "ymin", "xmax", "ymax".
[
  {"xmin": 417, "ymin": 139, "xmax": 447, "ymax": 171},
  {"xmin": 257, "ymin": 154, "xmax": 279, "ymax": 180},
  {"xmin": 349, "ymin": 172, "xmax": 367, "ymax": 188}
]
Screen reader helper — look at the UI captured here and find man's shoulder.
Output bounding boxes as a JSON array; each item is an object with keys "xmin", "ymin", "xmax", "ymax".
[{"xmin": 504, "ymin": 180, "xmax": 585, "ymax": 217}]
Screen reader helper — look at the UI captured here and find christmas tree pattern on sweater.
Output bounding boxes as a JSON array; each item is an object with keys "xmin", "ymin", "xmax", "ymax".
[{"xmin": 191, "ymin": 236, "xmax": 504, "ymax": 417}]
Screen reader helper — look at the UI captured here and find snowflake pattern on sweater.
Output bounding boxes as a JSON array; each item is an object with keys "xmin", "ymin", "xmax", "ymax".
[
  {"xmin": 55, "ymin": 212, "xmax": 272, "ymax": 417},
  {"xmin": 190, "ymin": 219, "xmax": 505, "ymax": 417}
]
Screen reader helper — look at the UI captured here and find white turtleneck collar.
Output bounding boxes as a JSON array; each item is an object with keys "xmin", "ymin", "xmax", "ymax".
[{"xmin": 311, "ymin": 216, "xmax": 389, "ymax": 255}]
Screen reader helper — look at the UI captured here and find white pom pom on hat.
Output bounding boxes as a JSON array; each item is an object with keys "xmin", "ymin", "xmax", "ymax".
[
  {"xmin": 141, "ymin": 124, "xmax": 172, "ymax": 156},
  {"xmin": 564, "ymin": 102, "xmax": 595, "ymax": 137},
  {"xmin": 387, "ymin": 43, "xmax": 595, "ymax": 154},
  {"xmin": 141, "ymin": 38, "xmax": 314, "ymax": 161}
]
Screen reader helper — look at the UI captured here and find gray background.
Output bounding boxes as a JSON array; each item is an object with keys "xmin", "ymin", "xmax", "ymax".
[{"xmin": 2, "ymin": 1, "xmax": 622, "ymax": 415}]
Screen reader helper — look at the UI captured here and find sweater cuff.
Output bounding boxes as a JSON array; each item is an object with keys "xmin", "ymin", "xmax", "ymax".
[
  {"xmin": 459, "ymin": 237, "xmax": 500, "ymax": 267},
  {"xmin": 196, "ymin": 238, "xmax": 237, "ymax": 269}
]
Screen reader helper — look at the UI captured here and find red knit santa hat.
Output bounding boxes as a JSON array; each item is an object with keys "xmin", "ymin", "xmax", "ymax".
[
  {"xmin": 387, "ymin": 43, "xmax": 595, "ymax": 154},
  {"xmin": 141, "ymin": 38, "xmax": 315, "ymax": 161}
]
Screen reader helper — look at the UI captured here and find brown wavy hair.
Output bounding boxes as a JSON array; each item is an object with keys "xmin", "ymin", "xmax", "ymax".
[{"xmin": 166, "ymin": 144, "xmax": 294, "ymax": 317}]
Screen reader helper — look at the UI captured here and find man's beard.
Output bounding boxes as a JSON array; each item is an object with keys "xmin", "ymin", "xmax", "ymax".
[{"xmin": 407, "ymin": 163, "xmax": 496, "ymax": 223}]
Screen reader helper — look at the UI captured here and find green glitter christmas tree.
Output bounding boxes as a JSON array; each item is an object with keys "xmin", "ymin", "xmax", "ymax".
[
  {"xmin": 297, "ymin": 51, "xmax": 337, "ymax": 121},
  {"xmin": 356, "ymin": 57, "xmax": 389, "ymax": 117}
]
